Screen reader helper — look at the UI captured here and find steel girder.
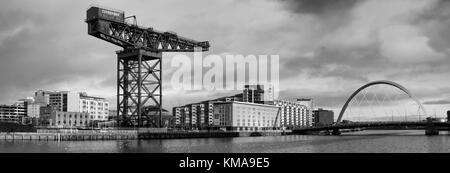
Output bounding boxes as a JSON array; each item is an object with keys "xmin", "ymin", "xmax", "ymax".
[
  {"xmin": 117, "ymin": 49, "xmax": 162, "ymax": 127},
  {"xmin": 88, "ymin": 19, "xmax": 209, "ymax": 52}
]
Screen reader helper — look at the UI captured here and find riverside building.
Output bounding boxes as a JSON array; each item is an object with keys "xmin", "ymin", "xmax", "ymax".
[
  {"xmin": 173, "ymin": 101, "xmax": 214, "ymax": 129},
  {"xmin": 172, "ymin": 84, "xmax": 312, "ymax": 131},
  {"xmin": 0, "ymin": 104, "xmax": 26, "ymax": 123},
  {"xmin": 272, "ymin": 100, "xmax": 311, "ymax": 129},
  {"xmin": 213, "ymin": 101, "xmax": 280, "ymax": 131},
  {"xmin": 48, "ymin": 111, "xmax": 91, "ymax": 128},
  {"xmin": 313, "ymin": 108, "xmax": 334, "ymax": 127},
  {"xmin": 35, "ymin": 90, "xmax": 109, "ymax": 122}
]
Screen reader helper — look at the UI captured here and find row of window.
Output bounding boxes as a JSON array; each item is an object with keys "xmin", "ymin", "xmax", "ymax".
[
  {"xmin": 56, "ymin": 114, "xmax": 107, "ymax": 119},
  {"xmin": 81, "ymin": 100, "xmax": 108, "ymax": 106},
  {"xmin": 57, "ymin": 114, "xmax": 88, "ymax": 118},
  {"xmin": 236, "ymin": 123, "xmax": 273, "ymax": 127},
  {"xmin": 57, "ymin": 120, "xmax": 89, "ymax": 126}
]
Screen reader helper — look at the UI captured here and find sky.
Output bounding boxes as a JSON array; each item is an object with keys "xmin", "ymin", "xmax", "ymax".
[{"xmin": 1, "ymin": 0, "xmax": 450, "ymax": 120}]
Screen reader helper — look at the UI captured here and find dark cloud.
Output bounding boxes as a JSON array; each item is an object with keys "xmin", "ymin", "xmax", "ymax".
[
  {"xmin": 423, "ymin": 99, "xmax": 450, "ymax": 105},
  {"xmin": 0, "ymin": 0, "xmax": 118, "ymax": 104},
  {"xmin": 280, "ymin": 88, "xmax": 349, "ymax": 108},
  {"xmin": 0, "ymin": 0, "xmax": 450, "ymax": 115},
  {"xmin": 278, "ymin": 0, "xmax": 359, "ymax": 16},
  {"xmin": 279, "ymin": 46, "xmax": 383, "ymax": 83},
  {"xmin": 416, "ymin": 0, "xmax": 450, "ymax": 52}
]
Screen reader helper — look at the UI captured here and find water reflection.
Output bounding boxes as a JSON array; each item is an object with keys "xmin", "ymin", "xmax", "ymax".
[{"xmin": 1, "ymin": 130, "xmax": 450, "ymax": 153}]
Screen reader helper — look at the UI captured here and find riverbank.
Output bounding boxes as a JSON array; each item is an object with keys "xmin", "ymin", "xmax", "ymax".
[{"xmin": 0, "ymin": 130, "xmax": 292, "ymax": 141}]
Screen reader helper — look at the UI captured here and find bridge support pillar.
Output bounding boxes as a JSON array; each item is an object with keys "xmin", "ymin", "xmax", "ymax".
[
  {"xmin": 425, "ymin": 126, "xmax": 439, "ymax": 136},
  {"xmin": 425, "ymin": 118, "xmax": 439, "ymax": 136},
  {"xmin": 332, "ymin": 129, "xmax": 341, "ymax": 135}
]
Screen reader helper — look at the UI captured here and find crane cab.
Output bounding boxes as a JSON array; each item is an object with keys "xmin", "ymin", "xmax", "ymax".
[
  {"xmin": 86, "ymin": 6, "xmax": 125, "ymax": 39},
  {"xmin": 86, "ymin": 6, "xmax": 125, "ymax": 23}
]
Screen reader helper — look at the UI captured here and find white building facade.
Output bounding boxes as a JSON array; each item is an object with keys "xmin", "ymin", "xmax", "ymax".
[
  {"xmin": 213, "ymin": 101, "xmax": 280, "ymax": 131},
  {"xmin": 79, "ymin": 93, "xmax": 109, "ymax": 121},
  {"xmin": 49, "ymin": 111, "xmax": 91, "ymax": 128},
  {"xmin": 273, "ymin": 100, "xmax": 312, "ymax": 128},
  {"xmin": 36, "ymin": 90, "xmax": 109, "ymax": 122}
]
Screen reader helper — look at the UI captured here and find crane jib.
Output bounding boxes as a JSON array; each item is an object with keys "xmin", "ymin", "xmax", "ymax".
[{"xmin": 86, "ymin": 6, "xmax": 210, "ymax": 52}]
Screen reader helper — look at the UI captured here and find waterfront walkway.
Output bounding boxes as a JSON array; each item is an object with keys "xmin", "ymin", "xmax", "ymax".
[{"xmin": 0, "ymin": 129, "xmax": 290, "ymax": 141}]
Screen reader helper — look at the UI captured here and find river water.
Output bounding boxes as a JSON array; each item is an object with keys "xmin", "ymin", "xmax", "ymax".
[{"xmin": 0, "ymin": 130, "xmax": 449, "ymax": 153}]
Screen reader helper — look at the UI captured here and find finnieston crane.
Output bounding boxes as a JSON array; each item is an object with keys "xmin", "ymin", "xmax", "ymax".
[{"xmin": 86, "ymin": 6, "xmax": 210, "ymax": 127}]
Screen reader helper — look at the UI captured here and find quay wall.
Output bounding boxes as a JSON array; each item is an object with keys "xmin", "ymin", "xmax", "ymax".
[{"xmin": 0, "ymin": 130, "xmax": 291, "ymax": 141}]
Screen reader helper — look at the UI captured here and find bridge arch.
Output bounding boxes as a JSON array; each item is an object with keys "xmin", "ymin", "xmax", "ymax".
[{"xmin": 337, "ymin": 80, "xmax": 427, "ymax": 123}]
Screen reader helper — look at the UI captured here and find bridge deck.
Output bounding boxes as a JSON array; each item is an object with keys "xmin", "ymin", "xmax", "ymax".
[{"xmin": 293, "ymin": 121, "xmax": 450, "ymax": 132}]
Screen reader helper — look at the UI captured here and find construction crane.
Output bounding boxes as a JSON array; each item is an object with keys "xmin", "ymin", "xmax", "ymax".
[{"xmin": 86, "ymin": 6, "xmax": 210, "ymax": 128}]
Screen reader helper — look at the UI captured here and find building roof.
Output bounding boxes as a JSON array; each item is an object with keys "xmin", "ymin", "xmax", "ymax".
[{"xmin": 214, "ymin": 101, "xmax": 280, "ymax": 108}]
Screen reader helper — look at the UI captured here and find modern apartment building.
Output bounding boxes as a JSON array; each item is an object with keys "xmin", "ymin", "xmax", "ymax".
[
  {"xmin": 35, "ymin": 90, "xmax": 109, "ymax": 122},
  {"xmin": 297, "ymin": 98, "xmax": 314, "ymax": 127},
  {"xmin": 0, "ymin": 104, "xmax": 26, "ymax": 123},
  {"xmin": 272, "ymin": 100, "xmax": 310, "ymax": 128},
  {"xmin": 173, "ymin": 101, "xmax": 214, "ymax": 129},
  {"xmin": 79, "ymin": 92, "xmax": 109, "ymax": 121}
]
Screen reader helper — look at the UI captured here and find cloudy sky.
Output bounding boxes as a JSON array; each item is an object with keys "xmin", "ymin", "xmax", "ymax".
[{"xmin": 1, "ymin": 0, "xmax": 450, "ymax": 119}]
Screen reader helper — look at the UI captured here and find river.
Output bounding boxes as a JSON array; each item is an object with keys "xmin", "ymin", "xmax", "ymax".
[{"xmin": 0, "ymin": 130, "xmax": 449, "ymax": 153}]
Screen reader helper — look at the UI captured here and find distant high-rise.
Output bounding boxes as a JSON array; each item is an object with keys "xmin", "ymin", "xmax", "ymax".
[
  {"xmin": 34, "ymin": 90, "xmax": 52, "ymax": 107},
  {"xmin": 48, "ymin": 91, "xmax": 80, "ymax": 112},
  {"xmin": 243, "ymin": 84, "xmax": 274, "ymax": 104}
]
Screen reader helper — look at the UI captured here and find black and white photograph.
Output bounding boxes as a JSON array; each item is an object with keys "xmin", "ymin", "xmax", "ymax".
[{"xmin": 1, "ymin": 0, "xmax": 450, "ymax": 170}]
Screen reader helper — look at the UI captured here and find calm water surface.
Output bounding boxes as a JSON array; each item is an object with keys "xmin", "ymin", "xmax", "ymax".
[{"xmin": 1, "ymin": 130, "xmax": 450, "ymax": 153}]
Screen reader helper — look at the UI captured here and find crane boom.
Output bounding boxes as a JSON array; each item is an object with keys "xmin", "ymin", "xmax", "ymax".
[{"xmin": 86, "ymin": 6, "xmax": 210, "ymax": 52}]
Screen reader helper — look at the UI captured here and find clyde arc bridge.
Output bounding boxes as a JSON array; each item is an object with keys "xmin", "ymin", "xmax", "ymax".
[{"xmin": 293, "ymin": 80, "xmax": 450, "ymax": 136}]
